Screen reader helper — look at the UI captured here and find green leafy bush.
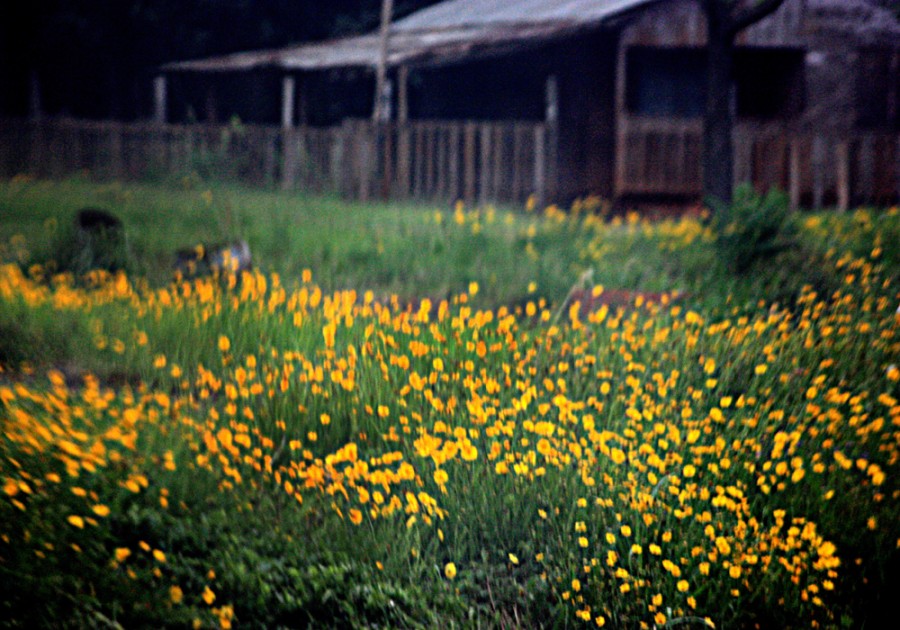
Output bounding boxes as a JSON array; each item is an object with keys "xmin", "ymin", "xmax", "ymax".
[{"xmin": 714, "ymin": 184, "xmax": 796, "ymax": 274}]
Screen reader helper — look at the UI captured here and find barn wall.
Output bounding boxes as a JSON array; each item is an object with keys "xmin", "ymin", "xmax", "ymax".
[
  {"xmin": 555, "ymin": 32, "xmax": 618, "ymax": 201},
  {"xmin": 618, "ymin": 0, "xmax": 897, "ymax": 134}
]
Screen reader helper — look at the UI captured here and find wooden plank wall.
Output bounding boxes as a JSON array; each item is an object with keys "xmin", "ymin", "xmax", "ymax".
[
  {"xmin": 0, "ymin": 118, "xmax": 550, "ymax": 206},
  {"xmin": 616, "ymin": 118, "xmax": 900, "ymax": 208}
]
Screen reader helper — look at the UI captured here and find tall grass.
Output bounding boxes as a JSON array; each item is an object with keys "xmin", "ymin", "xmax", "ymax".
[{"xmin": 2, "ymin": 177, "xmax": 899, "ymax": 628}]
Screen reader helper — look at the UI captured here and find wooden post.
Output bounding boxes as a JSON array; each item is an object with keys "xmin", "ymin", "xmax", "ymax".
[
  {"xmin": 358, "ymin": 121, "xmax": 373, "ymax": 201},
  {"xmin": 534, "ymin": 125, "xmax": 546, "ymax": 207},
  {"xmin": 448, "ymin": 125, "xmax": 460, "ymax": 201},
  {"xmin": 435, "ymin": 126, "xmax": 447, "ymax": 199},
  {"xmin": 264, "ymin": 129, "xmax": 277, "ymax": 187},
  {"xmin": 812, "ymin": 135, "xmax": 825, "ymax": 209},
  {"xmin": 425, "ymin": 125, "xmax": 436, "ymax": 198},
  {"xmin": 479, "ymin": 124, "xmax": 492, "ymax": 204},
  {"xmin": 492, "ymin": 126, "xmax": 503, "ymax": 201},
  {"xmin": 332, "ymin": 121, "xmax": 351, "ymax": 196},
  {"xmin": 835, "ymin": 141, "xmax": 850, "ymax": 211},
  {"xmin": 397, "ymin": 123, "xmax": 411, "ymax": 198},
  {"xmin": 413, "ymin": 126, "xmax": 425, "ymax": 198},
  {"xmin": 282, "ymin": 76, "xmax": 295, "ymax": 129},
  {"xmin": 373, "ymin": 0, "xmax": 394, "ymax": 121},
  {"xmin": 788, "ymin": 138, "xmax": 801, "ymax": 210},
  {"xmin": 512, "ymin": 125, "xmax": 523, "ymax": 201},
  {"xmin": 614, "ymin": 43, "xmax": 629, "ymax": 201},
  {"xmin": 381, "ymin": 122, "xmax": 393, "ymax": 198},
  {"xmin": 153, "ymin": 76, "xmax": 167, "ymax": 124},
  {"xmin": 464, "ymin": 122, "xmax": 476, "ymax": 204},
  {"xmin": 545, "ymin": 74, "xmax": 559, "ymax": 203},
  {"xmin": 282, "ymin": 128, "xmax": 297, "ymax": 190},
  {"xmin": 397, "ymin": 66, "xmax": 409, "ymax": 124}
]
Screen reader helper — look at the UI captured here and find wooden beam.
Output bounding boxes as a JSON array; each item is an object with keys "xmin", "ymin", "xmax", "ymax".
[
  {"xmin": 397, "ymin": 66, "xmax": 409, "ymax": 124},
  {"xmin": 281, "ymin": 76, "xmax": 296, "ymax": 129},
  {"xmin": 545, "ymin": 75, "xmax": 558, "ymax": 124},
  {"xmin": 613, "ymin": 43, "xmax": 629, "ymax": 199},
  {"xmin": 373, "ymin": 0, "xmax": 394, "ymax": 121},
  {"xmin": 153, "ymin": 76, "xmax": 167, "ymax": 124},
  {"xmin": 788, "ymin": 138, "xmax": 801, "ymax": 210},
  {"xmin": 464, "ymin": 122, "xmax": 476, "ymax": 203},
  {"xmin": 836, "ymin": 141, "xmax": 850, "ymax": 211}
]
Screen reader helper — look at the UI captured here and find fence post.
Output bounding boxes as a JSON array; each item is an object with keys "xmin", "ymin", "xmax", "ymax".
[
  {"xmin": 492, "ymin": 126, "xmax": 503, "ymax": 202},
  {"xmin": 281, "ymin": 128, "xmax": 296, "ymax": 191},
  {"xmin": 425, "ymin": 125, "xmax": 436, "ymax": 198},
  {"xmin": 397, "ymin": 123, "xmax": 411, "ymax": 198},
  {"xmin": 788, "ymin": 138, "xmax": 801, "ymax": 210},
  {"xmin": 263, "ymin": 129, "xmax": 277, "ymax": 187},
  {"xmin": 331, "ymin": 122, "xmax": 349, "ymax": 196},
  {"xmin": 812, "ymin": 135, "xmax": 826, "ymax": 209},
  {"xmin": 448, "ymin": 125, "xmax": 461, "ymax": 202},
  {"xmin": 534, "ymin": 125, "xmax": 547, "ymax": 208},
  {"xmin": 380, "ymin": 123, "xmax": 393, "ymax": 199},
  {"xmin": 479, "ymin": 124, "xmax": 492, "ymax": 205},
  {"xmin": 464, "ymin": 122, "xmax": 476, "ymax": 204},
  {"xmin": 356, "ymin": 120, "xmax": 374, "ymax": 201}
]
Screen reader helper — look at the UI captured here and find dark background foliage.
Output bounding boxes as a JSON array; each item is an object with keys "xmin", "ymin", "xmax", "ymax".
[{"xmin": 0, "ymin": 1, "xmax": 443, "ymax": 120}]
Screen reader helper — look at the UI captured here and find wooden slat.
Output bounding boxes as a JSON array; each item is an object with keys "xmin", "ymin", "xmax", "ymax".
[
  {"xmin": 464, "ymin": 122, "xmax": 476, "ymax": 203},
  {"xmin": 479, "ymin": 124, "xmax": 492, "ymax": 204},
  {"xmin": 448, "ymin": 125, "xmax": 460, "ymax": 202},
  {"xmin": 836, "ymin": 141, "xmax": 850, "ymax": 211}
]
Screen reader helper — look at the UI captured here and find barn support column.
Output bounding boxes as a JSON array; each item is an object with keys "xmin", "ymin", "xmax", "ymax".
[
  {"xmin": 281, "ymin": 75, "xmax": 295, "ymax": 129},
  {"xmin": 397, "ymin": 66, "xmax": 409, "ymax": 124},
  {"xmin": 542, "ymin": 74, "xmax": 559, "ymax": 205},
  {"xmin": 153, "ymin": 75, "xmax": 167, "ymax": 124},
  {"xmin": 281, "ymin": 75, "xmax": 297, "ymax": 191},
  {"xmin": 396, "ymin": 66, "xmax": 411, "ymax": 198}
]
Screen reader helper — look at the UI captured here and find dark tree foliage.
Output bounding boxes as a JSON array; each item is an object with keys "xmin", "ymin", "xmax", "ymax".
[{"xmin": 0, "ymin": 0, "xmax": 442, "ymax": 120}]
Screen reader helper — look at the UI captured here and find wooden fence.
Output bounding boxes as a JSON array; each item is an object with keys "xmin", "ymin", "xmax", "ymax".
[
  {"xmin": 0, "ymin": 117, "xmax": 551, "ymax": 205},
  {"xmin": 617, "ymin": 117, "xmax": 900, "ymax": 208},
  {"xmin": 3, "ymin": 116, "xmax": 897, "ymax": 208}
]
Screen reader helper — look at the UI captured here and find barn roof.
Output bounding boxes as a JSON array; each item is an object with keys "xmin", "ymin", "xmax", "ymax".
[
  {"xmin": 161, "ymin": 0, "xmax": 659, "ymax": 73},
  {"xmin": 161, "ymin": 0, "xmax": 900, "ymax": 74}
]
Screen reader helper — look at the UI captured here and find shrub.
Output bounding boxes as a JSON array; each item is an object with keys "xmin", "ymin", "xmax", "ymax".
[{"xmin": 714, "ymin": 185, "xmax": 796, "ymax": 274}]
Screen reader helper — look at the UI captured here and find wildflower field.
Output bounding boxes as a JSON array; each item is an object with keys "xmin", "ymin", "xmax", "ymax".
[{"xmin": 1, "ymin": 178, "xmax": 899, "ymax": 628}]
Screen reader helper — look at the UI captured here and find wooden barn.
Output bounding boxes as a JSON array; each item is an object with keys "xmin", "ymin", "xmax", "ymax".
[
  {"xmin": 3, "ymin": 0, "xmax": 897, "ymax": 208},
  {"xmin": 156, "ymin": 0, "xmax": 900, "ymax": 207}
]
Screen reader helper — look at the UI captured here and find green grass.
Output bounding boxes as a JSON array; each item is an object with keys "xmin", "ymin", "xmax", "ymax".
[{"xmin": 2, "ymin": 177, "xmax": 899, "ymax": 628}]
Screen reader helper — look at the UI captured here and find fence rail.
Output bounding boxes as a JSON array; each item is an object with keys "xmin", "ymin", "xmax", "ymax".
[
  {"xmin": 617, "ymin": 117, "xmax": 900, "ymax": 208},
  {"xmin": 0, "ymin": 118, "xmax": 551, "ymax": 205},
  {"xmin": 3, "ymin": 117, "xmax": 898, "ymax": 208}
]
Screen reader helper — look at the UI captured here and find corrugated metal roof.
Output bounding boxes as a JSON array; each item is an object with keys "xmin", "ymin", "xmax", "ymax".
[
  {"xmin": 162, "ymin": 0, "xmax": 657, "ymax": 73},
  {"xmin": 393, "ymin": 0, "xmax": 655, "ymax": 30},
  {"xmin": 161, "ymin": 0, "xmax": 900, "ymax": 74}
]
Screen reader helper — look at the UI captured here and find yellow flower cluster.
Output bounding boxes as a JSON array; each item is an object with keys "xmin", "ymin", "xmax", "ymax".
[{"xmin": 2, "ymin": 204, "xmax": 898, "ymax": 627}]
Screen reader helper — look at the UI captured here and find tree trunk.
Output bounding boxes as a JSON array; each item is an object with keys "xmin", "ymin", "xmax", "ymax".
[{"xmin": 704, "ymin": 7, "xmax": 736, "ymax": 214}]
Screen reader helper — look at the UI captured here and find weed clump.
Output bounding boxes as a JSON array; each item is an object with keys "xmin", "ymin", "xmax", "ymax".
[{"xmin": 714, "ymin": 184, "xmax": 796, "ymax": 274}]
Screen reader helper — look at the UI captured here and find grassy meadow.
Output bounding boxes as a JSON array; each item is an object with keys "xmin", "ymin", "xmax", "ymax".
[{"xmin": 1, "ymin": 176, "xmax": 899, "ymax": 628}]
